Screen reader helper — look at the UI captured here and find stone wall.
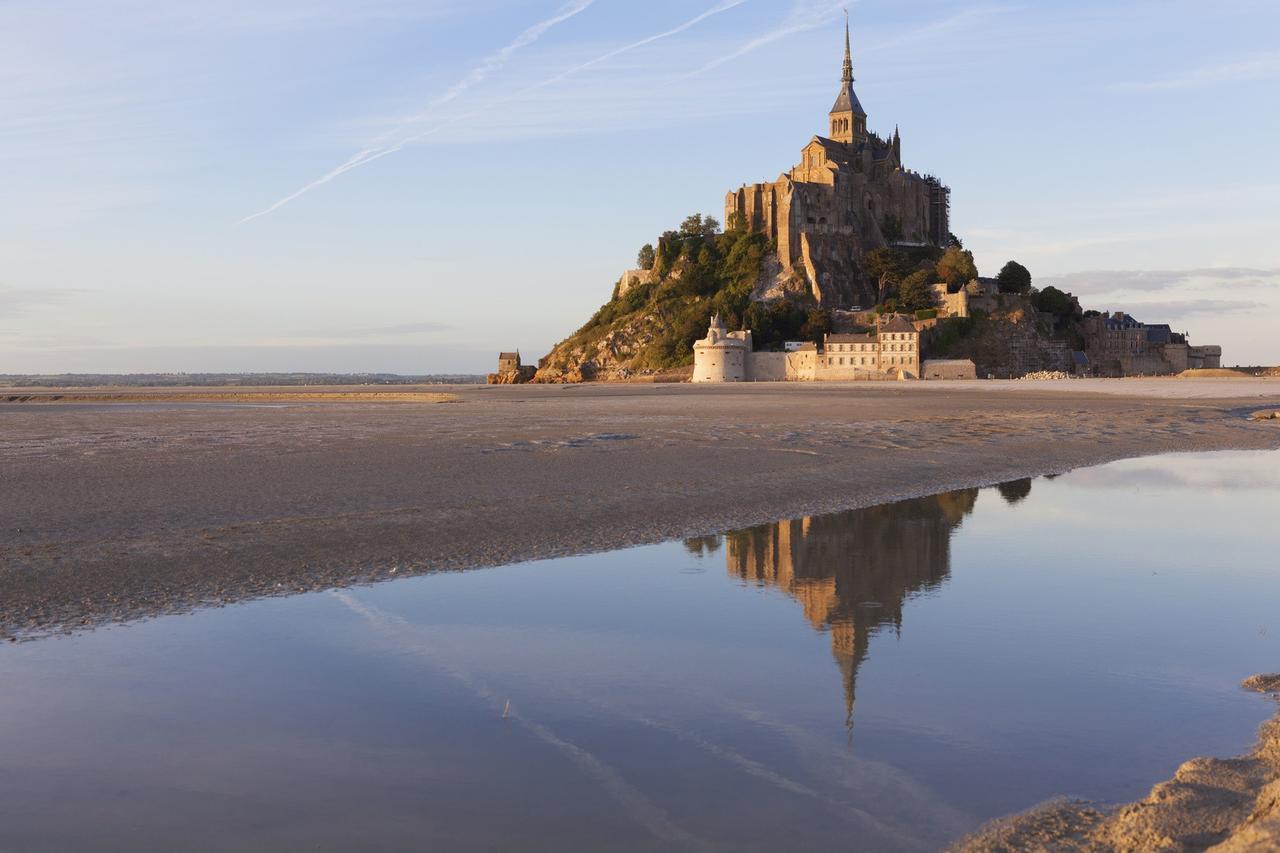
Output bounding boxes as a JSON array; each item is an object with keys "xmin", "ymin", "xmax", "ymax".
[
  {"xmin": 1189, "ymin": 345, "xmax": 1222, "ymax": 369},
  {"xmin": 724, "ymin": 137, "xmax": 946, "ymax": 309},
  {"xmin": 922, "ymin": 359, "xmax": 977, "ymax": 380},
  {"xmin": 746, "ymin": 352, "xmax": 788, "ymax": 382},
  {"xmin": 616, "ymin": 268, "xmax": 657, "ymax": 299},
  {"xmin": 1118, "ymin": 353, "xmax": 1176, "ymax": 376},
  {"xmin": 693, "ymin": 342, "xmax": 747, "ymax": 382}
]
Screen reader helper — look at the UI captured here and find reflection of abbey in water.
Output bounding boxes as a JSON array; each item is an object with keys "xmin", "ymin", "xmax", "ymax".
[{"xmin": 700, "ymin": 484, "xmax": 1028, "ymax": 727}]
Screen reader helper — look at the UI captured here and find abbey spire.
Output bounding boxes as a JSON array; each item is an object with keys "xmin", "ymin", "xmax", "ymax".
[
  {"xmin": 842, "ymin": 10, "xmax": 854, "ymax": 83},
  {"xmin": 828, "ymin": 12, "xmax": 867, "ymax": 144}
]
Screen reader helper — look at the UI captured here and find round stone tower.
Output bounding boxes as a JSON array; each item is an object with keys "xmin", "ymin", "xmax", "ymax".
[{"xmin": 693, "ymin": 314, "xmax": 750, "ymax": 382}]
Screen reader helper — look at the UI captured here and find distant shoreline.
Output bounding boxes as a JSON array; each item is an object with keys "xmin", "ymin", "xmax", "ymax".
[
  {"xmin": 0, "ymin": 373, "xmax": 484, "ymax": 388},
  {"xmin": 2, "ymin": 388, "xmax": 459, "ymax": 404}
]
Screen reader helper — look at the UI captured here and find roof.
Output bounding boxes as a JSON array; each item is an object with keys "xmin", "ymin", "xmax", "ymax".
[
  {"xmin": 1104, "ymin": 312, "xmax": 1144, "ymax": 331},
  {"xmin": 498, "ymin": 352, "xmax": 519, "ymax": 360},
  {"xmin": 879, "ymin": 315, "xmax": 918, "ymax": 333},
  {"xmin": 830, "ymin": 82, "xmax": 867, "ymax": 117},
  {"xmin": 1145, "ymin": 324, "xmax": 1173, "ymax": 344},
  {"xmin": 1072, "ymin": 351, "xmax": 1090, "ymax": 366},
  {"xmin": 810, "ymin": 136, "xmax": 853, "ymax": 162}
]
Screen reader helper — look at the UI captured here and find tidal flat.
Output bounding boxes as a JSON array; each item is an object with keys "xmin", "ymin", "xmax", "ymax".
[
  {"xmin": 3, "ymin": 381, "xmax": 1280, "ymax": 850},
  {"xmin": 0, "ymin": 450, "xmax": 1278, "ymax": 849},
  {"xmin": 2, "ymin": 379, "xmax": 1280, "ymax": 638}
]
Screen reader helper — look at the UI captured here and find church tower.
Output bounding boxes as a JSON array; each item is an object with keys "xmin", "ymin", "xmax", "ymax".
[{"xmin": 828, "ymin": 14, "xmax": 867, "ymax": 145}]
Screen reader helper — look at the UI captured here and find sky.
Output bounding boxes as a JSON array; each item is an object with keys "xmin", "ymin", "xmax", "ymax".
[{"xmin": 2, "ymin": 0, "xmax": 1278, "ymax": 374}]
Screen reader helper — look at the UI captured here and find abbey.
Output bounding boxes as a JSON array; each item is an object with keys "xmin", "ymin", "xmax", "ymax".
[{"xmin": 725, "ymin": 19, "xmax": 951, "ymax": 307}]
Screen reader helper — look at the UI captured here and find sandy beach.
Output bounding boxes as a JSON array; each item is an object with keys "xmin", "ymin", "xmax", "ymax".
[{"xmin": 4, "ymin": 377, "xmax": 1280, "ymax": 639}]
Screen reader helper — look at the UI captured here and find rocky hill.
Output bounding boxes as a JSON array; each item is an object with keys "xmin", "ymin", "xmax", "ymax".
[
  {"xmin": 925, "ymin": 297, "xmax": 1082, "ymax": 378},
  {"xmin": 535, "ymin": 217, "xmax": 825, "ymax": 383},
  {"xmin": 532, "ymin": 214, "xmax": 1091, "ymax": 383}
]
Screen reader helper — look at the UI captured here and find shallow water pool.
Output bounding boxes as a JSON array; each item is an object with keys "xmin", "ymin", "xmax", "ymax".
[{"xmin": 2, "ymin": 450, "xmax": 1278, "ymax": 851}]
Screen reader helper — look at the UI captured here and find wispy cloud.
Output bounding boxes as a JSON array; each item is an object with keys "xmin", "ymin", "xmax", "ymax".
[
  {"xmin": 524, "ymin": 0, "xmax": 747, "ymax": 92},
  {"xmin": 0, "ymin": 285, "xmax": 86, "ymax": 314},
  {"xmin": 351, "ymin": 0, "xmax": 751, "ymax": 157},
  {"xmin": 238, "ymin": 0, "xmax": 597, "ymax": 224},
  {"xmin": 279, "ymin": 321, "xmax": 454, "ymax": 339},
  {"xmin": 1044, "ymin": 267, "xmax": 1280, "ymax": 294},
  {"xmin": 684, "ymin": 0, "xmax": 846, "ymax": 77},
  {"xmin": 1107, "ymin": 51, "xmax": 1280, "ymax": 93},
  {"xmin": 1105, "ymin": 298, "xmax": 1262, "ymax": 319},
  {"xmin": 239, "ymin": 0, "xmax": 747, "ymax": 224},
  {"xmin": 152, "ymin": 1, "xmax": 470, "ymax": 34}
]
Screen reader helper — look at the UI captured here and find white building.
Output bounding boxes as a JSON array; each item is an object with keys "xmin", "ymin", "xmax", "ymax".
[
  {"xmin": 692, "ymin": 314, "xmax": 931, "ymax": 383},
  {"xmin": 692, "ymin": 314, "xmax": 752, "ymax": 382}
]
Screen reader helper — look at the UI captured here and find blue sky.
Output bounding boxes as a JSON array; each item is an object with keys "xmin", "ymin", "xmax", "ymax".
[{"xmin": 3, "ymin": 0, "xmax": 1278, "ymax": 373}]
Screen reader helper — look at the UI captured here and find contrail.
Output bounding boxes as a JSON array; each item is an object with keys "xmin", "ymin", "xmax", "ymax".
[
  {"xmin": 528, "ymin": 0, "xmax": 748, "ymax": 92},
  {"xmin": 238, "ymin": 0, "xmax": 596, "ymax": 225},
  {"xmin": 331, "ymin": 591, "xmax": 709, "ymax": 848},
  {"xmin": 333, "ymin": 0, "xmax": 751, "ymax": 171},
  {"xmin": 238, "ymin": 0, "xmax": 746, "ymax": 224},
  {"xmin": 684, "ymin": 0, "xmax": 847, "ymax": 77}
]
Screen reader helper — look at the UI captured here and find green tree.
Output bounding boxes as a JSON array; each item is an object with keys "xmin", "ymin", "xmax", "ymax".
[
  {"xmin": 680, "ymin": 213, "xmax": 721, "ymax": 238},
  {"xmin": 936, "ymin": 246, "xmax": 978, "ymax": 288},
  {"xmin": 800, "ymin": 308, "xmax": 832, "ymax": 344},
  {"xmin": 725, "ymin": 211, "xmax": 747, "ymax": 233},
  {"xmin": 862, "ymin": 247, "xmax": 909, "ymax": 305},
  {"xmin": 947, "ymin": 232, "xmax": 964, "ymax": 249},
  {"xmin": 637, "ymin": 244, "xmax": 655, "ymax": 271},
  {"xmin": 898, "ymin": 270, "xmax": 938, "ymax": 313},
  {"xmin": 1031, "ymin": 285, "xmax": 1076, "ymax": 320},
  {"xmin": 996, "ymin": 260, "xmax": 1032, "ymax": 294}
]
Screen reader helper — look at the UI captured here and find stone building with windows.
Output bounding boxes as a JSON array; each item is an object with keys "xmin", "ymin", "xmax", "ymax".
[
  {"xmin": 693, "ymin": 313, "xmax": 922, "ymax": 382},
  {"xmin": 1081, "ymin": 311, "xmax": 1222, "ymax": 376},
  {"xmin": 822, "ymin": 316, "xmax": 921, "ymax": 379},
  {"xmin": 724, "ymin": 17, "xmax": 951, "ymax": 308},
  {"xmin": 488, "ymin": 351, "xmax": 537, "ymax": 384}
]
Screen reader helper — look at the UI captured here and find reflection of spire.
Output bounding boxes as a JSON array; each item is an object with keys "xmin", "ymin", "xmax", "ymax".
[{"xmin": 725, "ymin": 489, "xmax": 979, "ymax": 736}]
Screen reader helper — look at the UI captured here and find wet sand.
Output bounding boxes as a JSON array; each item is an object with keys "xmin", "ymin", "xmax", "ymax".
[
  {"xmin": 2, "ymin": 385, "xmax": 458, "ymax": 404},
  {"xmin": 3, "ymin": 378, "xmax": 1280, "ymax": 640}
]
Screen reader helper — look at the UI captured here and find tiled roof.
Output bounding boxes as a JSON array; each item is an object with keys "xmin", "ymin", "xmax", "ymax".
[
  {"xmin": 879, "ymin": 315, "xmax": 918, "ymax": 333},
  {"xmin": 830, "ymin": 82, "xmax": 867, "ymax": 117}
]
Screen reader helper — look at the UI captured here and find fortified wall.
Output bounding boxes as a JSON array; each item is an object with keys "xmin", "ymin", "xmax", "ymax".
[{"xmin": 694, "ymin": 314, "xmax": 935, "ymax": 383}]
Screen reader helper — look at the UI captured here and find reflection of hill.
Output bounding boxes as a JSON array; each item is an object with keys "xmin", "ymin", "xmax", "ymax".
[{"xmin": 722, "ymin": 490, "xmax": 979, "ymax": 727}]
